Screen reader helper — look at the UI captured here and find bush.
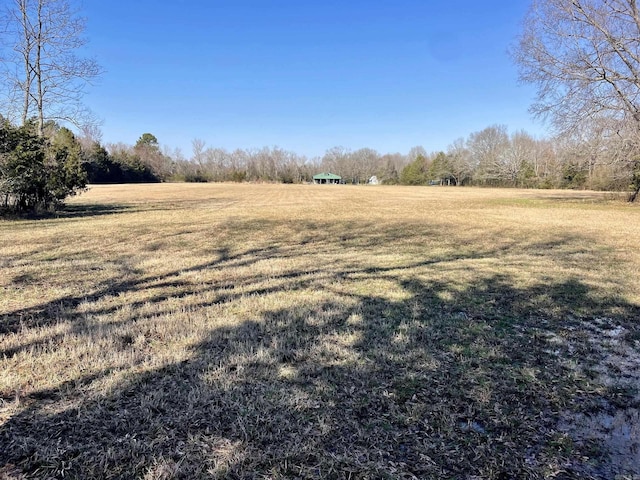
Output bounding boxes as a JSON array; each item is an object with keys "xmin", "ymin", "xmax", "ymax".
[
  {"xmin": 0, "ymin": 120, "xmax": 86, "ymax": 214},
  {"xmin": 229, "ymin": 170, "xmax": 247, "ymax": 182},
  {"xmin": 183, "ymin": 171, "xmax": 211, "ymax": 183},
  {"xmin": 561, "ymin": 162, "xmax": 587, "ymax": 188}
]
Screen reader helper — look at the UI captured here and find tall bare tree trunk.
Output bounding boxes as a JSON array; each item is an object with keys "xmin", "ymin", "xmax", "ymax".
[
  {"xmin": 629, "ymin": 161, "xmax": 640, "ymax": 202},
  {"xmin": 18, "ymin": 0, "xmax": 32, "ymax": 125},
  {"xmin": 35, "ymin": 0, "xmax": 43, "ymax": 136}
]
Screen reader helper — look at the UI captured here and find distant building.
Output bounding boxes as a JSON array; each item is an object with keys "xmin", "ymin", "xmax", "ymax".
[{"xmin": 313, "ymin": 172, "xmax": 342, "ymax": 184}]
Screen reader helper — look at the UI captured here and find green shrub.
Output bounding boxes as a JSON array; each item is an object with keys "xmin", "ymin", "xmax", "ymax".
[{"xmin": 0, "ymin": 120, "xmax": 86, "ymax": 214}]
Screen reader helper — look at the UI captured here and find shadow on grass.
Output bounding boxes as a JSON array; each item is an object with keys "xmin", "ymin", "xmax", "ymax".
[
  {"xmin": 1, "ymin": 221, "xmax": 639, "ymax": 479},
  {"xmin": 0, "ymin": 229, "xmax": 578, "ymax": 341},
  {"xmin": 521, "ymin": 191, "xmax": 633, "ymax": 204},
  {"xmin": 0, "ymin": 203, "xmax": 133, "ymax": 221},
  {"xmin": 1, "ymin": 284, "xmax": 639, "ymax": 477},
  {"xmin": 55, "ymin": 203, "xmax": 133, "ymax": 219}
]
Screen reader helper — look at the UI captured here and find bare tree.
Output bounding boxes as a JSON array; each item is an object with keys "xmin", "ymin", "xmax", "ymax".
[
  {"xmin": 350, "ymin": 148, "xmax": 379, "ymax": 184},
  {"xmin": 77, "ymin": 123, "xmax": 103, "ymax": 151},
  {"xmin": 1, "ymin": 0, "xmax": 101, "ymax": 135},
  {"xmin": 204, "ymin": 148, "xmax": 231, "ymax": 181},
  {"xmin": 407, "ymin": 146, "xmax": 428, "ymax": 162},
  {"xmin": 502, "ymin": 131, "xmax": 537, "ymax": 186},
  {"xmin": 525, "ymin": 137, "xmax": 556, "ymax": 182},
  {"xmin": 513, "ymin": 0, "xmax": 640, "ymax": 199},
  {"xmin": 191, "ymin": 138, "xmax": 206, "ymax": 168},
  {"xmin": 446, "ymin": 138, "xmax": 473, "ymax": 186},
  {"xmin": 321, "ymin": 146, "xmax": 351, "ymax": 178},
  {"xmin": 467, "ymin": 125, "xmax": 510, "ymax": 184}
]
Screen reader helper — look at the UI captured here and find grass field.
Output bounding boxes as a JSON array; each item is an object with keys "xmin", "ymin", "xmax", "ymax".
[{"xmin": 1, "ymin": 183, "xmax": 639, "ymax": 479}]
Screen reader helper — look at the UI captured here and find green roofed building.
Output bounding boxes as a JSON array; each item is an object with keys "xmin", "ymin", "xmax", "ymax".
[{"xmin": 313, "ymin": 172, "xmax": 342, "ymax": 184}]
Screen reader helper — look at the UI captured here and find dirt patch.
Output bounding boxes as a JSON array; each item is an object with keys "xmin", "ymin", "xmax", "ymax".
[{"xmin": 556, "ymin": 318, "xmax": 640, "ymax": 479}]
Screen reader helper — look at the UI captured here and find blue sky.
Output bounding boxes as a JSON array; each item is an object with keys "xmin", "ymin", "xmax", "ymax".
[{"xmin": 82, "ymin": 1, "xmax": 543, "ymax": 158}]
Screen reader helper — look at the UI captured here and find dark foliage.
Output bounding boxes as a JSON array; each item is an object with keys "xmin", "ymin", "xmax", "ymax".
[
  {"xmin": 0, "ymin": 120, "xmax": 86, "ymax": 214},
  {"xmin": 81, "ymin": 142, "xmax": 160, "ymax": 184}
]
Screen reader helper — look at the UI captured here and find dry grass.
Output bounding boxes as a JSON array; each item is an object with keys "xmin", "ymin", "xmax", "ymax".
[{"xmin": 1, "ymin": 183, "xmax": 639, "ymax": 479}]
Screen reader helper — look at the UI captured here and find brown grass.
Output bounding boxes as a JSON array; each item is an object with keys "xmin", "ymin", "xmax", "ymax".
[{"xmin": 1, "ymin": 183, "xmax": 639, "ymax": 479}]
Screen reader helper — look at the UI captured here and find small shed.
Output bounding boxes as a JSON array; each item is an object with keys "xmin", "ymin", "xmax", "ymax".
[{"xmin": 313, "ymin": 172, "xmax": 342, "ymax": 184}]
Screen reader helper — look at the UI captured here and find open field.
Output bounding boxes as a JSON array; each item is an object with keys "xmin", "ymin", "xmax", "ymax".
[{"xmin": 1, "ymin": 183, "xmax": 639, "ymax": 479}]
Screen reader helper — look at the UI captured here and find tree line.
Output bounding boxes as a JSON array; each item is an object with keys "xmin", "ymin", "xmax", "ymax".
[
  {"xmin": 74, "ymin": 123, "xmax": 638, "ymax": 193},
  {"xmin": 2, "ymin": 113, "xmax": 639, "ymax": 215}
]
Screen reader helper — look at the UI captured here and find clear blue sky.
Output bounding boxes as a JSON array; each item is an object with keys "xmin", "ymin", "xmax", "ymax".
[{"xmin": 82, "ymin": 0, "xmax": 543, "ymax": 158}]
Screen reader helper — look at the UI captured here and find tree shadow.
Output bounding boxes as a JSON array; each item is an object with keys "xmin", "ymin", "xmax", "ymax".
[
  {"xmin": 1, "ymin": 246, "xmax": 275, "ymax": 336},
  {"xmin": 0, "ymin": 203, "xmax": 133, "ymax": 221},
  {"xmin": 1, "ymin": 215, "xmax": 637, "ymax": 478},
  {"xmin": 1, "ymin": 251, "xmax": 639, "ymax": 479},
  {"xmin": 55, "ymin": 203, "xmax": 134, "ymax": 219}
]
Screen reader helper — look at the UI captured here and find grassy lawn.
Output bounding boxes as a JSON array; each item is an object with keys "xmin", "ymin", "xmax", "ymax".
[{"xmin": 1, "ymin": 183, "xmax": 639, "ymax": 479}]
